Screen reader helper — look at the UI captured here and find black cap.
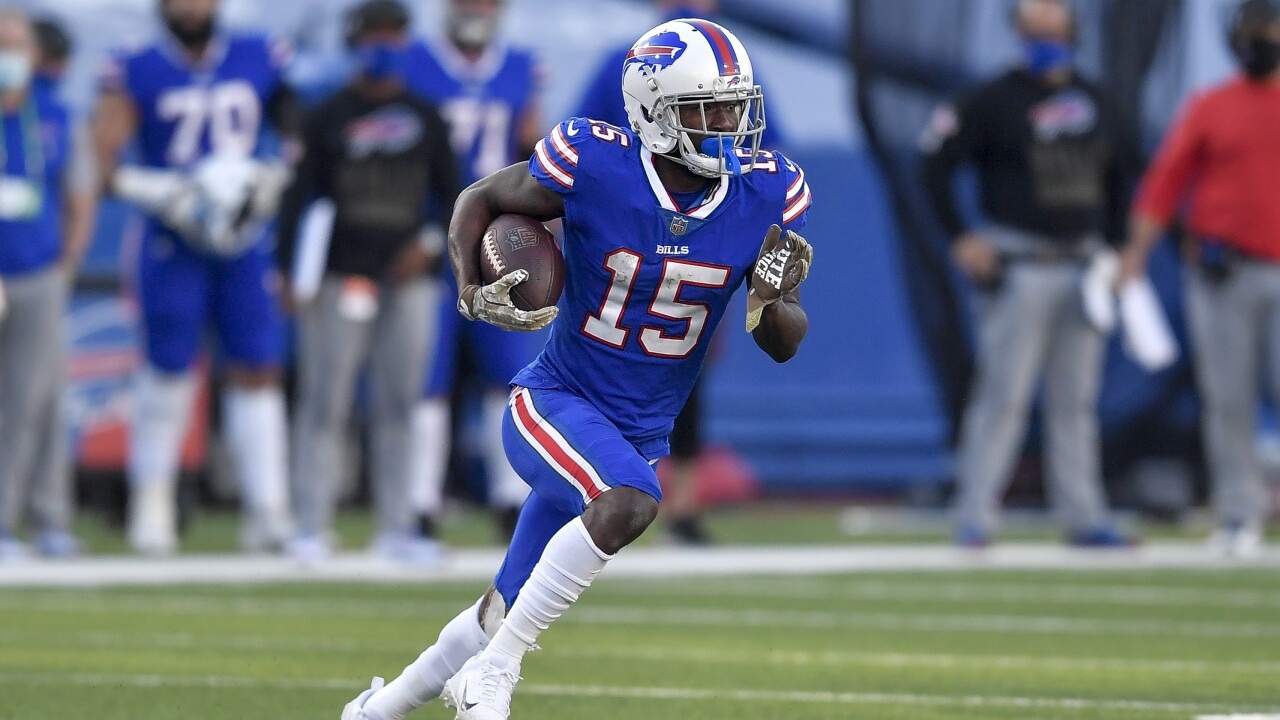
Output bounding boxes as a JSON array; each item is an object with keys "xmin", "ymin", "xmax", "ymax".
[
  {"xmin": 34, "ymin": 16, "xmax": 73, "ymax": 63},
  {"xmin": 345, "ymin": 0, "xmax": 411, "ymax": 48}
]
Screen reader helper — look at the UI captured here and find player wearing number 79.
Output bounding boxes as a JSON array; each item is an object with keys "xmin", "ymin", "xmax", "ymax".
[{"xmin": 343, "ymin": 18, "xmax": 813, "ymax": 720}]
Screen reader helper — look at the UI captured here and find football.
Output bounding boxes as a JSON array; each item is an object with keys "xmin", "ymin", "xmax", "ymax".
[{"xmin": 479, "ymin": 214, "xmax": 565, "ymax": 312}]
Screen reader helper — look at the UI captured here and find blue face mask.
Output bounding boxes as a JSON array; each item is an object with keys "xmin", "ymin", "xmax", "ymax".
[
  {"xmin": 357, "ymin": 43, "xmax": 407, "ymax": 80},
  {"xmin": 1022, "ymin": 38, "xmax": 1073, "ymax": 75}
]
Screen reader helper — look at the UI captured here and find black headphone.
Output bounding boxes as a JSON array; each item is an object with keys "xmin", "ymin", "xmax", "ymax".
[{"xmin": 344, "ymin": 0, "xmax": 411, "ymax": 49}]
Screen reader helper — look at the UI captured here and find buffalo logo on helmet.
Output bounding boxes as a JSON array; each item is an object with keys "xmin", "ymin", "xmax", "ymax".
[
  {"xmin": 506, "ymin": 226, "xmax": 541, "ymax": 251},
  {"xmin": 625, "ymin": 31, "xmax": 687, "ymax": 71}
]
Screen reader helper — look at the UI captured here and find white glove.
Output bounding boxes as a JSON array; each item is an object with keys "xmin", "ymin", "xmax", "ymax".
[
  {"xmin": 113, "ymin": 165, "xmax": 203, "ymax": 239},
  {"xmin": 458, "ymin": 270, "xmax": 558, "ymax": 332},
  {"xmin": 245, "ymin": 161, "xmax": 293, "ymax": 222}
]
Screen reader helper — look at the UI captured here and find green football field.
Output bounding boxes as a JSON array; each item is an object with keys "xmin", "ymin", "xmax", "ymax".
[{"xmin": 2, "ymin": 566, "xmax": 1279, "ymax": 720}]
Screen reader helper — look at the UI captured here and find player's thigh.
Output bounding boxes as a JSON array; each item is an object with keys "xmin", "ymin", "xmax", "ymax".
[
  {"xmin": 503, "ymin": 386, "xmax": 662, "ymax": 517},
  {"xmin": 136, "ymin": 233, "xmax": 211, "ymax": 373},
  {"xmin": 467, "ymin": 320, "xmax": 547, "ymax": 387},
  {"xmin": 422, "ymin": 292, "xmax": 462, "ymax": 398},
  {"xmin": 210, "ymin": 245, "xmax": 285, "ymax": 371}
]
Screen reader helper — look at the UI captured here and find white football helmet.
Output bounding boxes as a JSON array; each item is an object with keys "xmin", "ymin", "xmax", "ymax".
[{"xmin": 621, "ymin": 18, "xmax": 766, "ymax": 178}]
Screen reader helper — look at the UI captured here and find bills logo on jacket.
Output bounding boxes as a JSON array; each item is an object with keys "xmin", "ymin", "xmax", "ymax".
[
  {"xmin": 1029, "ymin": 90, "xmax": 1097, "ymax": 141},
  {"xmin": 346, "ymin": 106, "xmax": 424, "ymax": 158}
]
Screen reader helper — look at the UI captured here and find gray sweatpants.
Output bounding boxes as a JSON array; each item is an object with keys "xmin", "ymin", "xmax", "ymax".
[
  {"xmin": 1185, "ymin": 261, "xmax": 1280, "ymax": 528},
  {"xmin": 0, "ymin": 266, "xmax": 71, "ymax": 535},
  {"xmin": 953, "ymin": 228, "xmax": 1111, "ymax": 535},
  {"xmin": 291, "ymin": 275, "xmax": 439, "ymax": 537}
]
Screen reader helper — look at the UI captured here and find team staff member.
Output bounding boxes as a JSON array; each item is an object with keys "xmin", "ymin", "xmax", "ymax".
[
  {"xmin": 1120, "ymin": 0, "xmax": 1280, "ymax": 558},
  {"xmin": 0, "ymin": 8, "xmax": 97, "ymax": 561},
  {"xmin": 278, "ymin": 0, "xmax": 462, "ymax": 564},
  {"xmin": 921, "ymin": 0, "xmax": 1134, "ymax": 547}
]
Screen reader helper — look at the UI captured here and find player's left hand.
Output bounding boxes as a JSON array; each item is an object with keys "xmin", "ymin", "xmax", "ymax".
[
  {"xmin": 746, "ymin": 225, "xmax": 812, "ymax": 332},
  {"xmin": 459, "ymin": 270, "xmax": 558, "ymax": 332},
  {"xmin": 751, "ymin": 224, "xmax": 812, "ymax": 304}
]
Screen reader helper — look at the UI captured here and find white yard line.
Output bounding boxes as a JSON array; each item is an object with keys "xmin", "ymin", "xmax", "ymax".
[
  {"xmin": 604, "ymin": 577, "xmax": 1280, "ymax": 610},
  {"xmin": 0, "ymin": 670, "xmax": 1272, "ymax": 715},
  {"xmin": 2, "ymin": 542, "xmax": 1279, "ymax": 588},
  {"xmin": 0, "ymin": 591, "xmax": 1277, "ymax": 640},
  {"xmin": 6, "ymin": 627, "xmax": 1278, "ymax": 676}
]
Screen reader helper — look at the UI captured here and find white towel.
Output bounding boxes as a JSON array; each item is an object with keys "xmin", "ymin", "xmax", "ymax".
[
  {"xmin": 292, "ymin": 198, "xmax": 336, "ymax": 303},
  {"xmin": 1119, "ymin": 277, "xmax": 1179, "ymax": 372}
]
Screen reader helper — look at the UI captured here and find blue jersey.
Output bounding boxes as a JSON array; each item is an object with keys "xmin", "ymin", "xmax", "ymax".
[
  {"xmin": 101, "ymin": 33, "xmax": 290, "ymax": 170},
  {"xmin": 403, "ymin": 39, "xmax": 540, "ymax": 184},
  {"xmin": 513, "ymin": 118, "xmax": 812, "ymax": 459}
]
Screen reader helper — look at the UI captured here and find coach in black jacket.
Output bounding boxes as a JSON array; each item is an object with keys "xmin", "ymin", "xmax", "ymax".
[
  {"xmin": 277, "ymin": 0, "xmax": 461, "ymax": 563},
  {"xmin": 920, "ymin": 0, "xmax": 1135, "ymax": 549}
]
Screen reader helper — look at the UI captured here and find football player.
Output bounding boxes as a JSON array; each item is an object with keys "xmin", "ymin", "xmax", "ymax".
[
  {"xmin": 343, "ymin": 19, "xmax": 812, "ymax": 720},
  {"xmin": 92, "ymin": 0, "xmax": 298, "ymax": 554},
  {"xmin": 402, "ymin": 0, "xmax": 546, "ymax": 544}
]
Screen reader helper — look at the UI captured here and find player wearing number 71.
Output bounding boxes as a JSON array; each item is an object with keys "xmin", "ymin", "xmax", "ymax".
[{"xmin": 343, "ymin": 18, "xmax": 813, "ymax": 720}]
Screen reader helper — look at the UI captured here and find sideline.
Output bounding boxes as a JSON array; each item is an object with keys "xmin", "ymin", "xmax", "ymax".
[{"xmin": 2, "ymin": 541, "xmax": 1278, "ymax": 588}]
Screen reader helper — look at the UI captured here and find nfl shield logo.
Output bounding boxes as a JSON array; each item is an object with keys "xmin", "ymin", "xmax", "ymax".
[{"xmin": 669, "ymin": 215, "xmax": 689, "ymax": 236}]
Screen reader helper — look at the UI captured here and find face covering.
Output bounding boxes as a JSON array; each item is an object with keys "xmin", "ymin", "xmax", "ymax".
[
  {"xmin": 0, "ymin": 52, "xmax": 32, "ymax": 93},
  {"xmin": 1238, "ymin": 35, "xmax": 1280, "ymax": 79},
  {"xmin": 357, "ymin": 43, "xmax": 407, "ymax": 80},
  {"xmin": 165, "ymin": 15, "xmax": 215, "ymax": 48},
  {"xmin": 1022, "ymin": 38, "xmax": 1073, "ymax": 76},
  {"xmin": 449, "ymin": 14, "xmax": 498, "ymax": 47}
]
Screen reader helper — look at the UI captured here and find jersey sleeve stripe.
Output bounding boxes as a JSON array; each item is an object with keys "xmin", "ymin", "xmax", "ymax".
[
  {"xmin": 512, "ymin": 389, "xmax": 610, "ymax": 501},
  {"xmin": 786, "ymin": 168, "xmax": 807, "ymax": 201},
  {"xmin": 550, "ymin": 124, "xmax": 580, "ymax": 166},
  {"xmin": 534, "ymin": 139, "xmax": 575, "ymax": 189},
  {"xmin": 783, "ymin": 184, "xmax": 812, "ymax": 225}
]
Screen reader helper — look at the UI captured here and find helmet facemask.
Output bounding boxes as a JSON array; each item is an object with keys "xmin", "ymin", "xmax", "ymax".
[{"xmin": 643, "ymin": 72, "xmax": 766, "ymax": 178}]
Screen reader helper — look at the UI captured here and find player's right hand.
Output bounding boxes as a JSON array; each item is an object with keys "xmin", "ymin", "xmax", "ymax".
[
  {"xmin": 459, "ymin": 270, "xmax": 558, "ymax": 332},
  {"xmin": 951, "ymin": 231, "xmax": 1001, "ymax": 282}
]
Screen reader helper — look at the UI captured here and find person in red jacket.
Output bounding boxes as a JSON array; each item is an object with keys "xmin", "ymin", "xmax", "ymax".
[{"xmin": 1120, "ymin": 0, "xmax": 1280, "ymax": 557}]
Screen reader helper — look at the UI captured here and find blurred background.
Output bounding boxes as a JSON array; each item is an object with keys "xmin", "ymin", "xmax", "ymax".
[{"xmin": 6, "ymin": 0, "xmax": 1279, "ymax": 554}]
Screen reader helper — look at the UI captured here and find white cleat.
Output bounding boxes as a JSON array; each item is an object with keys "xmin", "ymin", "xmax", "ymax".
[
  {"xmin": 369, "ymin": 531, "xmax": 446, "ymax": 565},
  {"xmin": 1209, "ymin": 521, "xmax": 1264, "ymax": 558},
  {"xmin": 240, "ymin": 506, "xmax": 293, "ymax": 553},
  {"xmin": 285, "ymin": 533, "xmax": 333, "ymax": 567},
  {"xmin": 341, "ymin": 676, "xmax": 384, "ymax": 720},
  {"xmin": 440, "ymin": 654, "xmax": 521, "ymax": 720},
  {"xmin": 127, "ymin": 482, "xmax": 178, "ymax": 556}
]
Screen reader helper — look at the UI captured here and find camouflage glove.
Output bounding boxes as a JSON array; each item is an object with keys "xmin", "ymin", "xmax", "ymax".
[
  {"xmin": 746, "ymin": 224, "xmax": 813, "ymax": 331},
  {"xmin": 459, "ymin": 270, "xmax": 558, "ymax": 332}
]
